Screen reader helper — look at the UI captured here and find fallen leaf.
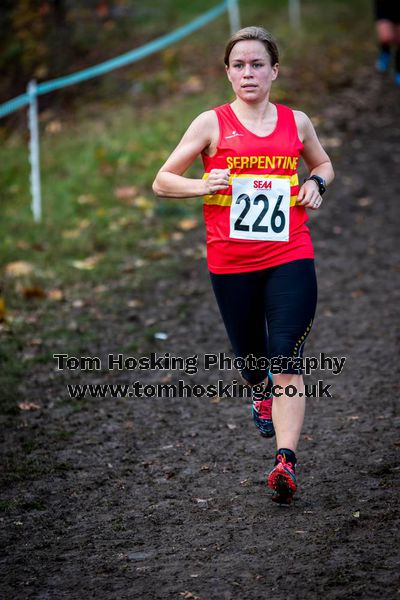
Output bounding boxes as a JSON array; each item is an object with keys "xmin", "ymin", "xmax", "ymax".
[
  {"xmin": 178, "ymin": 218, "xmax": 199, "ymax": 231},
  {"xmin": 94, "ymin": 284, "xmax": 108, "ymax": 294},
  {"xmin": 72, "ymin": 299, "xmax": 84, "ymax": 308},
  {"xmin": 18, "ymin": 402, "xmax": 41, "ymax": 411},
  {"xmin": 16, "ymin": 240, "xmax": 29, "ymax": 250},
  {"xmin": 0, "ymin": 297, "xmax": 7, "ymax": 320},
  {"xmin": 133, "ymin": 196, "xmax": 153, "ymax": 209},
  {"xmin": 95, "ymin": 147, "xmax": 106, "ymax": 161},
  {"xmin": 147, "ymin": 249, "xmax": 171, "ymax": 261},
  {"xmin": 45, "ymin": 119, "xmax": 62, "ymax": 134},
  {"xmin": 144, "ymin": 317, "xmax": 156, "ymax": 326},
  {"xmin": 134, "ymin": 258, "xmax": 146, "ymax": 268},
  {"xmin": 352, "ymin": 511, "xmax": 360, "ymax": 518},
  {"xmin": 77, "ymin": 194, "xmax": 96, "ymax": 205},
  {"xmin": 181, "ymin": 75, "xmax": 204, "ymax": 94},
  {"xmin": 116, "ymin": 217, "xmax": 131, "ymax": 227},
  {"xmin": 47, "ymin": 289, "xmax": 64, "ymax": 301},
  {"xmin": 114, "ymin": 186, "xmax": 137, "ymax": 199},
  {"xmin": 63, "ymin": 229, "xmax": 80, "ymax": 239},
  {"xmin": 127, "ymin": 299, "xmax": 143, "ymax": 308},
  {"xmin": 357, "ymin": 197, "xmax": 372, "ymax": 207},
  {"xmin": 78, "ymin": 219, "xmax": 90, "ymax": 229},
  {"xmin": 71, "ymin": 255, "xmax": 102, "ymax": 270},
  {"xmin": 5, "ymin": 261, "xmax": 34, "ymax": 277},
  {"xmin": 100, "ymin": 163, "xmax": 113, "ymax": 175},
  {"xmin": 21, "ymin": 286, "xmax": 46, "ymax": 299}
]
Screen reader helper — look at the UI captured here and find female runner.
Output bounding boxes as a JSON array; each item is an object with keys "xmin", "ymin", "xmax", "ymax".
[{"xmin": 153, "ymin": 26, "xmax": 334, "ymax": 504}]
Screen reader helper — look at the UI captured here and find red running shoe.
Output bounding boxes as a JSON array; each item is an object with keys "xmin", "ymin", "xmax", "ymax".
[
  {"xmin": 252, "ymin": 395, "xmax": 275, "ymax": 438},
  {"xmin": 267, "ymin": 452, "xmax": 297, "ymax": 505}
]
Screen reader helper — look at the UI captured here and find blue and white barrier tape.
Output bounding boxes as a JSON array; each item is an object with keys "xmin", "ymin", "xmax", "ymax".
[{"xmin": 0, "ymin": 1, "xmax": 228, "ymax": 119}]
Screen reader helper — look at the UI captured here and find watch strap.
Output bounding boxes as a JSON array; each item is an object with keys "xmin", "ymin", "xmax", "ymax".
[{"xmin": 304, "ymin": 175, "xmax": 326, "ymax": 195}]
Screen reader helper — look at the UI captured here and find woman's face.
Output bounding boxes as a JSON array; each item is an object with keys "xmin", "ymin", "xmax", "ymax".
[{"xmin": 226, "ymin": 40, "xmax": 278, "ymax": 102}]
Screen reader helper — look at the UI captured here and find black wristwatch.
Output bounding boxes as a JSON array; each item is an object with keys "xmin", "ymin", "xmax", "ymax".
[{"xmin": 304, "ymin": 175, "xmax": 326, "ymax": 196}]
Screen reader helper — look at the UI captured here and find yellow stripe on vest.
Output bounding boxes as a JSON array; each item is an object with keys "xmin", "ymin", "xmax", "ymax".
[
  {"xmin": 204, "ymin": 194, "xmax": 298, "ymax": 207},
  {"xmin": 203, "ymin": 173, "xmax": 299, "ymax": 207}
]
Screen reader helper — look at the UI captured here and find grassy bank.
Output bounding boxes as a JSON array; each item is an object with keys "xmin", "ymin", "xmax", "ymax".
[{"xmin": 0, "ymin": 0, "xmax": 373, "ymax": 413}]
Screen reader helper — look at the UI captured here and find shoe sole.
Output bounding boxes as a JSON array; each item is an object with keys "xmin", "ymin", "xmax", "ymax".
[
  {"xmin": 270, "ymin": 475, "xmax": 294, "ymax": 505},
  {"xmin": 259, "ymin": 429, "xmax": 275, "ymax": 439},
  {"xmin": 267, "ymin": 469, "xmax": 297, "ymax": 505}
]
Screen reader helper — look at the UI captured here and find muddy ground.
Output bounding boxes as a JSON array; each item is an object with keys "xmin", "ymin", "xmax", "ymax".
[{"xmin": 1, "ymin": 67, "xmax": 399, "ymax": 599}]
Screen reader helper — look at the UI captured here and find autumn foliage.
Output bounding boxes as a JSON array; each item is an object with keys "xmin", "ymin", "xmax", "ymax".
[{"xmin": 0, "ymin": 1, "xmax": 138, "ymax": 102}]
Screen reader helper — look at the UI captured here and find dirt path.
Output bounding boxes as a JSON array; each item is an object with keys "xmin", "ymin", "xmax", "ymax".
[{"xmin": 1, "ymin": 67, "xmax": 399, "ymax": 600}]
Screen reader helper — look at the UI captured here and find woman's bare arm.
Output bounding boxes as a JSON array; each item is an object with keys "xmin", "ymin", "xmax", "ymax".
[
  {"xmin": 152, "ymin": 111, "xmax": 229, "ymax": 198},
  {"xmin": 294, "ymin": 111, "xmax": 335, "ymax": 207}
]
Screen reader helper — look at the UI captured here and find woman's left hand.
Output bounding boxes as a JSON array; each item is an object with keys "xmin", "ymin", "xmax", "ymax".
[{"xmin": 296, "ymin": 180, "xmax": 323, "ymax": 210}]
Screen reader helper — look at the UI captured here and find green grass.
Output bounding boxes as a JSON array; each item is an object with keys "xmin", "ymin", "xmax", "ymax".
[
  {"xmin": 0, "ymin": 498, "xmax": 46, "ymax": 512},
  {"xmin": 0, "ymin": 0, "xmax": 374, "ymax": 415}
]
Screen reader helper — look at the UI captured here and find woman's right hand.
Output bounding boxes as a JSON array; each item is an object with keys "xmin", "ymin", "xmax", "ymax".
[{"xmin": 204, "ymin": 169, "xmax": 231, "ymax": 195}]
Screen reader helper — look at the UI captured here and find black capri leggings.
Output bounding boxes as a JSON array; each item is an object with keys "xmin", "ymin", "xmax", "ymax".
[{"xmin": 210, "ymin": 259, "xmax": 318, "ymax": 384}]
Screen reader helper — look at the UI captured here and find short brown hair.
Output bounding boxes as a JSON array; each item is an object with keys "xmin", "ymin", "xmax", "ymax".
[{"xmin": 224, "ymin": 26, "xmax": 279, "ymax": 67}]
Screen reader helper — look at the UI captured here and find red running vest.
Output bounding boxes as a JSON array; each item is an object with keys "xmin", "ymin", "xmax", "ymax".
[{"xmin": 201, "ymin": 103, "xmax": 314, "ymax": 274}]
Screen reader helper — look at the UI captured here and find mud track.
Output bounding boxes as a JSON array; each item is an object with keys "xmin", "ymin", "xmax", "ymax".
[{"xmin": 1, "ymin": 68, "xmax": 399, "ymax": 599}]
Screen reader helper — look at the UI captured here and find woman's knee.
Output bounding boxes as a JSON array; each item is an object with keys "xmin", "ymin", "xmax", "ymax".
[{"xmin": 272, "ymin": 373, "xmax": 304, "ymax": 397}]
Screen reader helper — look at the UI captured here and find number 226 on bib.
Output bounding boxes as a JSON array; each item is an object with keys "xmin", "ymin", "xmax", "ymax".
[{"xmin": 230, "ymin": 177, "xmax": 290, "ymax": 242}]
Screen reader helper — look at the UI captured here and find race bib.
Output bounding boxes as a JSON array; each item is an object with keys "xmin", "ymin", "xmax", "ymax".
[{"xmin": 230, "ymin": 176, "xmax": 290, "ymax": 241}]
